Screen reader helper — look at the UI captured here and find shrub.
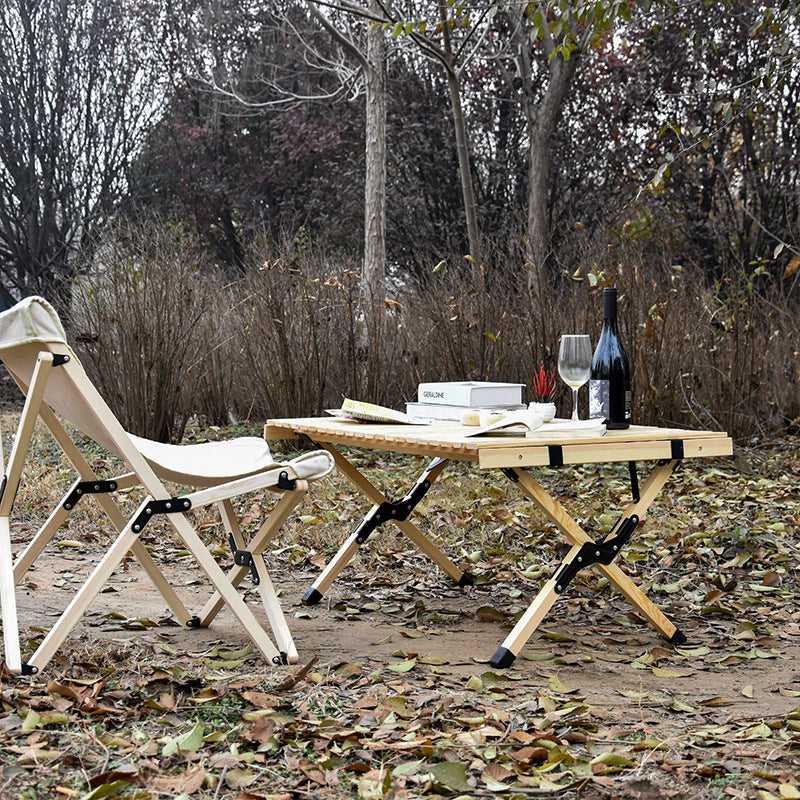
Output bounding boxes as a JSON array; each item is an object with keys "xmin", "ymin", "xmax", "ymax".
[
  {"xmin": 71, "ymin": 217, "xmax": 226, "ymax": 442},
  {"xmin": 70, "ymin": 218, "xmax": 799, "ymax": 442}
]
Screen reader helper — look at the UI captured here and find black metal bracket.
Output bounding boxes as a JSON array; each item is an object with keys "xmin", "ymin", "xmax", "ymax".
[
  {"xmin": 659, "ymin": 439, "xmax": 685, "ymax": 466},
  {"xmin": 52, "ymin": 354, "xmax": 70, "ymax": 367},
  {"xmin": 548, "ymin": 445, "xmax": 564, "ymax": 467},
  {"xmin": 273, "ymin": 651, "xmax": 289, "ymax": 665},
  {"xmin": 63, "ymin": 479, "xmax": 118, "ymax": 510},
  {"xmin": 554, "ymin": 514, "xmax": 640, "ymax": 594},
  {"xmin": 276, "ymin": 470, "xmax": 297, "ymax": 491},
  {"xmin": 131, "ymin": 496, "xmax": 192, "ymax": 533},
  {"xmin": 628, "ymin": 461, "xmax": 640, "ymax": 503},
  {"xmin": 500, "ymin": 467, "xmax": 520, "ymax": 483},
  {"xmin": 229, "ymin": 532, "xmax": 260, "ymax": 585},
  {"xmin": 354, "ymin": 457, "xmax": 446, "ymax": 545}
]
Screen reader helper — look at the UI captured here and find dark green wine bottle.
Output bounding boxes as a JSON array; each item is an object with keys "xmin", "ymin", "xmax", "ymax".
[{"xmin": 589, "ymin": 287, "xmax": 631, "ymax": 429}]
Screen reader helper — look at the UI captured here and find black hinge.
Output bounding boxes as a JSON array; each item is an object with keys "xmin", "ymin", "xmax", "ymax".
[
  {"xmin": 628, "ymin": 461, "xmax": 640, "ymax": 503},
  {"xmin": 52, "ymin": 354, "xmax": 70, "ymax": 367},
  {"xmin": 500, "ymin": 467, "xmax": 520, "ymax": 483},
  {"xmin": 353, "ymin": 458, "xmax": 446, "ymax": 545},
  {"xmin": 554, "ymin": 514, "xmax": 640, "ymax": 594},
  {"xmin": 63, "ymin": 479, "xmax": 118, "ymax": 510},
  {"xmin": 131, "ymin": 496, "xmax": 192, "ymax": 533},
  {"xmin": 229, "ymin": 533, "xmax": 260, "ymax": 585},
  {"xmin": 548, "ymin": 445, "xmax": 564, "ymax": 467},
  {"xmin": 277, "ymin": 470, "xmax": 296, "ymax": 491}
]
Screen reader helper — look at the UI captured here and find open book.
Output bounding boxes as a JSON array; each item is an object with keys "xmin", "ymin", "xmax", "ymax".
[{"xmin": 464, "ymin": 412, "xmax": 606, "ymax": 438}]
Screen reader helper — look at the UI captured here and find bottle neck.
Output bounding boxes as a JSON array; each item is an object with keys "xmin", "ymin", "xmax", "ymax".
[{"xmin": 602, "ymin": 290, "xmax": 618, "ymax": 331}]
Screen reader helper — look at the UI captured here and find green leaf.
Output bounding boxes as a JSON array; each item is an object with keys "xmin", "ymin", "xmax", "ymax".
[
  {"xmin": 429, "ymin": 761, "xmax": 473, "ymax": 792},
  {"xmin": 549, "ymin": 675, "xmax": 576, "ymax": 694},
  {"xmin": 387, "ymin": 658, "xmax": 417, "ymax": 673},
  {"xmin": 393, "ymin": 759, "xmax": 426, "ymax": 777},
  {"xmin": 21, "ymin": 710, "xmax": 40, "ymax": 733},
  {"xmin": 162, "ymin": 721, "xmax": 204, "ymax": 756},
  {"xmin": 590, "ymin": 751, "xmax": 636, "ymax": 767},
  {"xmin": 78, "ymin": 782, "xmax": 133, "ymax": 800}
]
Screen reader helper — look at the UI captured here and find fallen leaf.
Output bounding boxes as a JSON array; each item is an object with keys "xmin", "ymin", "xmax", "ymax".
[{"xmin": 150, "ymin": 765, "xmax": 206, "ymax": 793}]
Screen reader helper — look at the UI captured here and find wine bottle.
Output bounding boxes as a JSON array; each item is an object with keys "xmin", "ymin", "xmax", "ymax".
[{"xmin": 589, "ymin": 287, "xmax": 631, "ymax": 429}]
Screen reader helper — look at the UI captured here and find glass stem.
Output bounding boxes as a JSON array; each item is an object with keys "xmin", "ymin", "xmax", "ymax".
[{"xmin": 571, "ymin": 387, "xmax": 579, "ymax": 421}]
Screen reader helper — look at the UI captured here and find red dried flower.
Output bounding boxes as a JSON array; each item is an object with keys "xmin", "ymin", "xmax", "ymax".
[{"xmin": 531, "ymin": 365, "xmax": 557, "ymax": 402}]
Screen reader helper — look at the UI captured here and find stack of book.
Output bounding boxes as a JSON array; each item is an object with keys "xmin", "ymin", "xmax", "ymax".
[{"xmin": 406, "ymin": 381, "xmax": 525, "ymax": 422}]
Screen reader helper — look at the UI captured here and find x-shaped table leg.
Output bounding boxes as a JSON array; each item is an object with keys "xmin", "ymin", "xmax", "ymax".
[
  {"xmin": 490, "ymin": 459, "xmax": 685, "ymax": 668},
  {"xmin": 302, "ymin": 443, "xmax": 471, "ymax": 605}
]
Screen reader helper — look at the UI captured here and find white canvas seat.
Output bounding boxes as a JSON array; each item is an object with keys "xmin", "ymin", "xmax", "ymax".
[{"xmin": 0, "ymin": 296, "xmax": 334, "ymax": 674}]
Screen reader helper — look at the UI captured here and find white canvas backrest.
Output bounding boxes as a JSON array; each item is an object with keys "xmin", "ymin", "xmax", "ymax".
[{"xmin": 0, "ymin": 296, "xmax": 138, "ymax": 460}]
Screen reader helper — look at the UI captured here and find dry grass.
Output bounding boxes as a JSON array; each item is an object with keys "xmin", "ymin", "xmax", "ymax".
[{"xmin": 70, "ymin": 220, "xmax": 799, "ymax": 442}]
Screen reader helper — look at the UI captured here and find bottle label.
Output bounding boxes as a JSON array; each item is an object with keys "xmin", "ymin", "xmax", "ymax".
[
  {"xmin": 590, "ymin": 379, "xmax": 631, "ymax": 424},
  {"xmin": 589, "ymin": 379, "xmax": 608, "ymax": 419}
]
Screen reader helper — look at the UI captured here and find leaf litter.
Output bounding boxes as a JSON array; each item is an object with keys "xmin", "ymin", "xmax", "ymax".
[{"xmin": 0, "ymin": 424, "xmax": 799, "ymax": 798}]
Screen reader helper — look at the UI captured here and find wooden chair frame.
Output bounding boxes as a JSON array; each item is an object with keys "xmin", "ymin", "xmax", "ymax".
[{"xmin": 0, "ymin": 299, "xmax": 332, "ymax": 675}]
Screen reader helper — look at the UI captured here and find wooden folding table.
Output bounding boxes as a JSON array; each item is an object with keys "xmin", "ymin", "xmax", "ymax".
[{"xmin": 264, "ymin": 417, "xmax": 732, "ymax": 667}]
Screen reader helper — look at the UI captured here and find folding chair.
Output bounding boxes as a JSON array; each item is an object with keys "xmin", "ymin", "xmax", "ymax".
[{"xmin": 0, "ymin": 296, "xmax": 334, "ymax": 675}]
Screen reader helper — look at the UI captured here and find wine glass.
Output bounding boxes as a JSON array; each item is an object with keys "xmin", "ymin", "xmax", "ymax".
[{"xmin": 558, "ymin": 335, "xmax": 592, "ymax": 421}]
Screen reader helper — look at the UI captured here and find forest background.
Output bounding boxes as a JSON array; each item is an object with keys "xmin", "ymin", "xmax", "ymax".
[{"xmin": 0, "ymin": 0, "xmax": 798, "ymax": 444}]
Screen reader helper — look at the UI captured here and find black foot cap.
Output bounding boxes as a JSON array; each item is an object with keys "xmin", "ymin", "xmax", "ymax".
[
  {"xmin": 489, "ymin": 646, "xmax": 516, "ymax": 669},
  {"xmin": 302, "ymin": 587, "xmax": 323, "ymax": 605},
  {"xmin": 457, "ymin": 573, "xmax": 474, "ymax": 587},
  {"xmin": 667, "ymin": 628, "xmax": 687, "ymax": 645}
]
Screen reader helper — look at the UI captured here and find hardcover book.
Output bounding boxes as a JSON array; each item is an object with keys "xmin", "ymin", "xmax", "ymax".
[
  {"xmin": 406, "ymin": 401, "xmax": 525, "ymax": 422},
  {"xmin": 417, "ymin": 381, "xmax": 524, "ymax": 407}
]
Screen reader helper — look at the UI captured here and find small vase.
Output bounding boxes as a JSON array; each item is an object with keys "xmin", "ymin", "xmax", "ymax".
[{"xmin": 528, "ymin": 401, "xmax": 556, "ymax": 422}]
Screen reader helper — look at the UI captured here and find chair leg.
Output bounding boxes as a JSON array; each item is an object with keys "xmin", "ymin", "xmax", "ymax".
[
  {"xmin": 168, "ymin": 512, "xmax": 286, "ymax": 664},
  {"xmin": 12, "ymin": 479, "xmax": 195, "ymax": 628},
  {"xmin": 24, "ymin": 518, "xmax": 145, "ymax": 673},
  {"xmin": 30, "ymin": 406, "xmax": 198, "ymax": 628},
  {"xmin": 0, "ymin": 516, "xmax": 22, "ymax": 672},
  {"xmin": 196, "ymin": 490, "xmax": 306, "ymax": 662},
  {"xmin": 252, "ymin": 554, "xmax": 298, "ymax": 663}
]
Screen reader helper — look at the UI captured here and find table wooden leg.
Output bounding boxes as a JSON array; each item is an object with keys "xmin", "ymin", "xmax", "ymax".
[
  {"xmin": 491, "ymin": 462, "xmax": 683, "ymax": 666},
  {"xmin": 302, "ymin": 444, "xmax": 469, "ymax": 604}
]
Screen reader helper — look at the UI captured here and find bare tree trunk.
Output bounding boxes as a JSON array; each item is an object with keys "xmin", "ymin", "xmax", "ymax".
[
  {"xmin": 359, "ymin": 0, "xmax": 389, "ymax": 397},
  {"xmin": 439, "ymin": 1, "xmax": 482, "ymax": 262},
  {"xmin": 304, "ymin": 0, "xmax": 389, "ymax": 387},
  {"xmin": 525, "ymin": 52, "xmax": 580, "ymax": 268},
  {"xmin": 363, "ymin": 0, "xmax": 387, "ymax": 322}
]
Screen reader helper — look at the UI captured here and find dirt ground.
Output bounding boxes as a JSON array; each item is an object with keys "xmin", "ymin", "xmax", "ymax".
[
  {"xmin": 15, "ymin": 542, "xmax": 800, "ymax": 722},
  {"xmin": 4, "ymin": 489, "xmax": 800, "ymax": 799}
]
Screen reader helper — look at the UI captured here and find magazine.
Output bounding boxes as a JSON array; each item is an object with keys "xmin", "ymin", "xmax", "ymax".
[{"xmin": 327, "ymin": 398, "xmax": 427, "ymax": 425}]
